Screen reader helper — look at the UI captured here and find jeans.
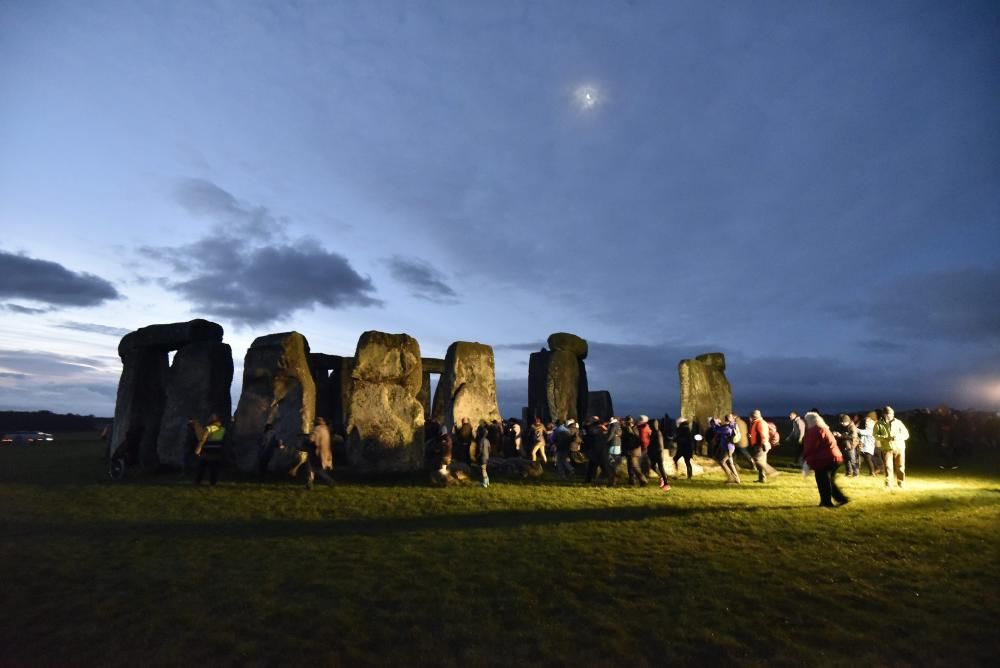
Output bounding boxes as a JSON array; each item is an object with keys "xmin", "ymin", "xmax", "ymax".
[
  {"xmin": 718, "ymin": 452, "xmax": 741, "ymax": 483},
  {"xmin": 860, "ymin": 451, "xmax": 878, "ymax": 476},
  {"xmin": 815, "ymin": 464, "xmax": 848, "ymax": 506},
  {"xmin": 649, "ymin": 452, "xmax": 669, "ymax": 485},
  {"xmin": 736, "ymin": 446, "xmax": 756, "ymax": 469},
  {"xmin": 843, "ymin": 448, "xmax": 859, "ymax": 476}
]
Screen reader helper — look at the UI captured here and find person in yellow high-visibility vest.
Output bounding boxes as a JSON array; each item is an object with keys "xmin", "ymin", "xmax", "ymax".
[{"xmin": 191, "ymin": 414, "xmax": 226, "ymax": 485}]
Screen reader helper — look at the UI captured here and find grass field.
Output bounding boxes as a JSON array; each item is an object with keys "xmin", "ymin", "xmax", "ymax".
[{"xmin": 1, "ymin": 435, "xmax": 998, "ymax": 667}]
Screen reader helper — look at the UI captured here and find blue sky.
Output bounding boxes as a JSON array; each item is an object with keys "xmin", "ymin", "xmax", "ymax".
[{"xmin": 1, "ymin": 0, "xmax": 998, "ymax": 417}]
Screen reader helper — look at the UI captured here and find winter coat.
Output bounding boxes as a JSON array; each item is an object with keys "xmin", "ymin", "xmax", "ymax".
[
  {"xmin": 749, "ymin": 418, "xmax": 768, "ymax": 447},
  {"xmin": 833, "ymin": 422, "xmax": 858, "ymax": 451},
  {"xmin": 875, "ymin": 418, "xmax": 910, "ymax": 451},
  {"xmin": 606, "ymin": 421, "xmax": 622, "ymax": 450},
  {"xmin": 712, "ymin": 423, "xmax": 736, "ymax": 461},
  {"xmin": 675, "ymin": 424, "xmax": 693, "ymax": 455},
  {"xmin": 789, "ymin": 416, "xmax": 806, "ymax": 444},
  {"xmin": 649, "ymin": 429, "xmax": 665, "ymax": 456},
  {"xmin": 622, "ymin": 424, "xmax": 641, "ymax": 454},
  {"xmin": 802, "ymin": 426, "xmax": 843, "ymax": 470},
  {"xmin": 637, "ymin": 423, "xmax": 652, "ymax": 450}
]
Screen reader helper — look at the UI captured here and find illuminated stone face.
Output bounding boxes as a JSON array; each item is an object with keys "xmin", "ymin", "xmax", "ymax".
[{"xmin": 574, "ymin": 84, "xmax": 601, "ymax": 110}]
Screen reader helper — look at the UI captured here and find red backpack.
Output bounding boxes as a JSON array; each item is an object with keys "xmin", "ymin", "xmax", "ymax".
[{"xmin": 767, "ymin": 421, "xmax": 780, "ymax": 447}]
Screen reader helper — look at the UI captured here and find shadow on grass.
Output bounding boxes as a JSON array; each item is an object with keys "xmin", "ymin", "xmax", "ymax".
[{"xmin": 0, "ymin": 502, "xmax": 807, "ymax": 541}]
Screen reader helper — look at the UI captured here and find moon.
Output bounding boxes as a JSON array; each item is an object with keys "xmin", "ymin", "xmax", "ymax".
[{"xmin": 573, "ymin": 84, "xmax": 602, "ymax": 111}]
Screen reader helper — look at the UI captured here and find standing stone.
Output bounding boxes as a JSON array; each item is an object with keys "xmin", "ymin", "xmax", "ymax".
[
  {"xmin": 528, "ymin": 333, "xmax": 589, "ymax": 424},
  {"xmin": 232, "ymin": 332, "xmax": 316, "ymax": 472},
  {"xmin": 587, "ymin": 391, "xmax": 614, "ymax": 421},
  {"xmin": 420, "ymin": 357, "xmax": 446, "ymax": 420},
  {"xmin": 111, "ymin": 348, "xmax": 168, "ymax": 467},
  {"xmin": 346, "ymin": 331, "xmax": 424, "ymax": 473},
  {"xmin": 431, "ymin": 342, "xmax": 501, "ymax": 431},
  {"xmin": 156, "ymin": 342, "xmax": 233, "ymax": 469},
  {"xmin": 678, "ymin": 352, "xmax": 733, "ymax": 434},
  {"xmin": 110, "ymin": 319, "xmax": 225, "ymax": 468}
]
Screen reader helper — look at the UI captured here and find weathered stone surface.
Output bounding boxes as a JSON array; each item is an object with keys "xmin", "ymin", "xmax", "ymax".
[
  {"xmin": 421, "ymin": 357, "xmax": 445, "ymax": 375},
  {"xmin": 547, "ymin": 349, "xmax": 582, "ymax": 422},
  {"xmin": 678, "ymin": 352, "xmax": 733, "ymax": 434},
  {"xmin": 156, "ymin": 342, "xmax": 233, "ymax": 469},
  {"xmin": 430, "ymin": 342, "xmax": 501, "ymax": 430},
  {"xmin": 346, "ymin": 331, "xmax": 424, "ymax": 473},
  {"xmin": 232, "ymin": 332, "xmax": 315, "ymax": 472},
  {"xmin": 547, "ymin": 332, "xmax": 588, "ymax": 360},
  {"xmin": 527, "ymin": 350, "xmax": 551, "ymax": 423},
  {"xmin": 587, "ymin": 391, "xmax": 614, "ymax": 421},
  {"xmin": 110, "ymin": 347, "xmax": 169, "ymax": 467},
  {"xmin": 118, "ymin": 319, "xmax": 223, "ymax": 357}
]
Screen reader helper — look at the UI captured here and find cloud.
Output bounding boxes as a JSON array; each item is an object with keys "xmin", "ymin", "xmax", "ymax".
[
  {"xmin": 0, "ymin": 372, "xmax": 28, "ymax": 379},
  {"xmin": 0, "ymin": 250, "xmax": 120, "ymax": 307},
  {"xmin": 56, "ymin": 321, "xmax": 132, "ymax": 337},
  {"xmin": 139, "ymin": 178, "xmax": 381, "ymax": 325},
  {"xmin": 383, "ymin": 255, "xmax": 459, "ymax": 303},
  {"xmin": 856, "ymin": 266, "xmax": 1000, "ymax": 343},
  {"xmin": 2, "ymin": 303, "xmax": 52, "ymax": 315},
  {"xmin": 0, "ymin": 349, "xmax": 116, "ymax": 377}
]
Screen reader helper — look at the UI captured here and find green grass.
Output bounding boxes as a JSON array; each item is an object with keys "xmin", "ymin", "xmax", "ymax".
[{"xmin": 1, "ymin": 435, "xmax": 998, "ymax": 667}]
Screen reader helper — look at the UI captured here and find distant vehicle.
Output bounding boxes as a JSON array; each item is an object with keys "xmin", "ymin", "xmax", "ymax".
[{"xmin": 1, "ymin": 431, "xmax": 55, "ymax": 445}]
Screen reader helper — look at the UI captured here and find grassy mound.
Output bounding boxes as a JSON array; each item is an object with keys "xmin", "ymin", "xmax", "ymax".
[{"xmin": 1, "ymin": 434, "xmax": 997, "ymax": 666}]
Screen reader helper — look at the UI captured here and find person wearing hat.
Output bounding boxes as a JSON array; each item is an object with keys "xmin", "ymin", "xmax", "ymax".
[{"xmin": 637, "ymin": 415, "xmax": 652, "ymax": 478}]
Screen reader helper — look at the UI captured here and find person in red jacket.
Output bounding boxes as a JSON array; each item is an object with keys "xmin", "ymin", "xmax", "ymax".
[{"xmin": 802, "ymin": 412, "xmax": 848, "ymax": 507}]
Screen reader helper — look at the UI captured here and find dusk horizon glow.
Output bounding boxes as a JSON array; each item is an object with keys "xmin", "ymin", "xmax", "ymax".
[{"xmin": 1, "ymin": 0, "xmax": 998, "ymax": 419}]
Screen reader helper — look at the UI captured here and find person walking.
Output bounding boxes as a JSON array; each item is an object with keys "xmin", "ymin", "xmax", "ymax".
[
  {"xmin": 475, "ymin": 422, "xmax": 491, "ymax": 488},
  {"xmin": 802, "ymin": 412, "xmax": 848, "ymax": 507},
  {"xmin": 673, "ymin": 419, "xmax": 695, "ymax": 479},
  {"xmin": 713, "ymin": 416, "xmax": 741, "ymax": 484},
  {"xmin": 529, "ymin": 417, "xmax": 548, "ymax": 463},
  {"xmin": 307, "ymin": 417, "xmax": 334, "ymax": 487},
  {"xmin": 456, "ymin": 417, "xmax": 475, "ymax": 464},
  {"xmin": 747, "ymin": 410, "xmax": 771, "ymax": 483},
  {"xmin": 606, "ymin": 417, "xmax": 623, "ymax": 472},
  {"xmin": 856, "ymin": 415, "xmax": 878, "ymax": 476},
  {"xmin": 583, "ymin": 418, "xmax": 615, "ymax": 486},
  {"xmin": 623, "ymin": 416, "xmax": 647, "ymax": 486},
  {"xmin": 832, "ymin": 414, "xmax": 859, "ymax": 477},
  {"xmin": 637, "ymin": 415, "xmax": 653, "ymax": 478},
  {"xmin": 875, "ymin": 406, "xmax": 910, "ymax": 489},
  {"xmin": 648, "ymin": 419, "xmax": 671, "ymax": 490},
  {"xmin": 192, "ymin": 414, "xmax": 226, "ymax": 486},
  {"xmin": 787, "ymin": 411, "xmax": 806, "ymax": 464}
]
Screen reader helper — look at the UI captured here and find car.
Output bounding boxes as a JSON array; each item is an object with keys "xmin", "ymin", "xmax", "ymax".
[{"xmin": 1, "ymin": 431, "xmax": 55, "ymax": 445}]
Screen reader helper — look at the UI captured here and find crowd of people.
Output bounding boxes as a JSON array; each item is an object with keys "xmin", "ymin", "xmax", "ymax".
[{"xmin": 106, "ymin": 401, "xmax": 997, "ymax": 509}]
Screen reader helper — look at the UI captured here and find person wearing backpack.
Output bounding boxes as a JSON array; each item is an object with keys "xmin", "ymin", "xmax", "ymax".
[{"xmin": 875, "ymin": 406, "xmax": 910, "ymax": 489}]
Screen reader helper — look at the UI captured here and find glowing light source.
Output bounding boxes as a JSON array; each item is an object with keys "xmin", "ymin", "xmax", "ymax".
[{"xmin": 573, "ymin": 84, "xmax": 602, "ymax": 110}]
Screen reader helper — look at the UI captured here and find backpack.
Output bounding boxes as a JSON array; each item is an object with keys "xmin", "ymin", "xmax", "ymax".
[
  {"xmin": 731, "ymin": 425, "xmax": 741, "ymax": 445},
  {"xmin": 767, "ymin": 421, "xmax": 780, "ymax": 447}
]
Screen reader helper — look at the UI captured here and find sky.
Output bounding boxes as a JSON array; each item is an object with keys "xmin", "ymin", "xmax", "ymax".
[{"xmin": 1, "ymin": 0, "xmax": 998, "ymax": 419}]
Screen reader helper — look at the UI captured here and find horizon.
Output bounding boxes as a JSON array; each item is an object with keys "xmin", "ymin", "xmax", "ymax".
[{"xmin": 1, "ymin": 1, "xmax": 998, "ymax": 418}]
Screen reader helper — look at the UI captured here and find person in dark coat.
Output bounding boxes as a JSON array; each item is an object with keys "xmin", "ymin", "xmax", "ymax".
[
  {"xmin": 648, "ymin": 419, "xmax": 671, "ymax": 490},
  {"xmin": 623, "ymin": 416, "xmax": 647, "ymax": 486},
  {"xmin": 455, "ymin": 417, "xmax": 475, "ymax": 464},
  {"xmin": 673, "ymin": 419, "xmax": 694, "ymax": 479},
  {"xmin": 802, "ymin": 412, "xmax": 847, "ymax": 507},
  {"xmin": 583, "ymin": 417, "xmax": 615, "ymax": 486}
]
